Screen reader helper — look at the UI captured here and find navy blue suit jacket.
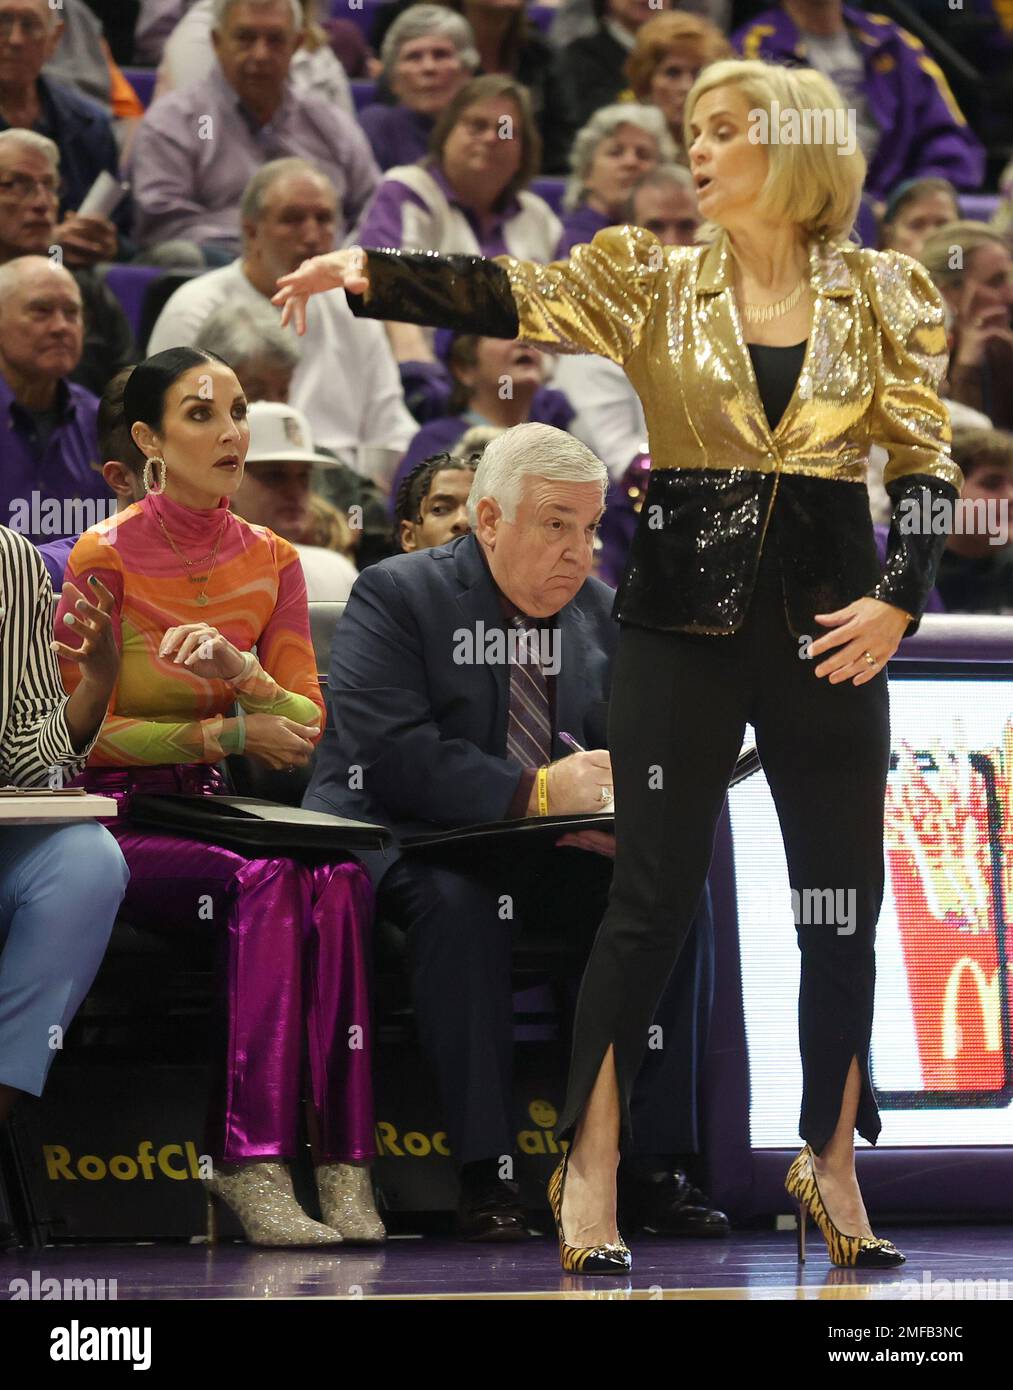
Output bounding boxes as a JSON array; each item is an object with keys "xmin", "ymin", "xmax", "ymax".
[{"xmin": 303, "ymin": 532, "xmax": 619, "ymax": 885}]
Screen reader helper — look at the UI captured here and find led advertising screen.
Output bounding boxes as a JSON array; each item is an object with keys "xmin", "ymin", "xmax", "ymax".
[{"xmin": 729, "ymin": 673, "xmax": 1012, "ymax": 1147}]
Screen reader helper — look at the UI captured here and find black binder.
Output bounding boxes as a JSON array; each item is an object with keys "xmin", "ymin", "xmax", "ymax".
[
  {"xmin": 128, "ymin": 794, "xmax": 392, "ymax": 855},
  {"xmin": 401, "ymin": 746, "xmax": 763, "ymax": 853}
]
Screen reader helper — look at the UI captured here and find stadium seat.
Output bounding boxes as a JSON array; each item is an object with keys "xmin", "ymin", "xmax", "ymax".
[
  {"xmin": 122, "ymin": 66, "xmax": 157, "ymax": 109},
  {"xmin": 528, "ymin": 5, "xmax": 553, "ymax": 34},
  {"xmin": 333, "ymin": 0, "xmax": 380, "ymax": 42},
  {"xmin": 101, "ymin": 263, "xmax": 163, "ymax": 343},
  {"xmin": 350, "ymin": 78, "xmax": 377, "ymax": 113},
  {"xmin": 531, "ymin": 176, "xmax": 565, "ymax": 215},
  {"xmin": 137, "ymin": 269, "xmax": 208, "ymax": 356},
  {"xmin": 959, "ymin": 193, "xmax": 1001, "ymax": 222}
]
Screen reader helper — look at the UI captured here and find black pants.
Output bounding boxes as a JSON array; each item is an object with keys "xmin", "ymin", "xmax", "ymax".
[
  {"xmin": 377, "ymin": 845, "xmax": 715, "ymax": 1166},
  {"xmin": 554, "ymin": 535, "xmax": 890, "ymax": 1156}
]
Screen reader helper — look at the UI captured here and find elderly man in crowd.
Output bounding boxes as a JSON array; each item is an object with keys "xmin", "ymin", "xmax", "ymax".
[
  {"xmin": 305, "ymin": 423, "xmax": 726, "ymax": 1243},
  {"xmin": 129, "ymin": 0, "xmax": 378, "ymax": 260},
  {"xmin": 0, "ymin": 0, "xmax": 129, "ymax": 264},
  {"xmin": 0, "ymin": 130, "xmax": 134, "ymax": 397},
  {"xmin": 0, "ymin": 523, "xmax": 128, "ymax": 1137},
  {"xmin": 192, "ymin": 294, "xmax": 302, "ymax": 404},
  {"xmin": 0, "ymin": 256, "xmax": 112, "ymax": 545},
  {"xmin": 147, "ymin": 156, "xmax": 414, "ymax": 456}
]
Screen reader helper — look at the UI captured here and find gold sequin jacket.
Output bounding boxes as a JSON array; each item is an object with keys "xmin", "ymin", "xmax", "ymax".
[{"xmin": 348, "ymin": 226, "xmax": 962, "ymax": 638}]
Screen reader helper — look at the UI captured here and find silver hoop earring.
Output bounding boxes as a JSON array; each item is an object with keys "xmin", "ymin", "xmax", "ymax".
[{"xmin": 143, "ymin": 456, "xmax": 166, "ymax": 495}]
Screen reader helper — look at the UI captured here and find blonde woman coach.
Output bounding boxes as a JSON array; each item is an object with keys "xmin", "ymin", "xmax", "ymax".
[{"xmin": 271, "ymin": 59, "xmax": 962, "ymax": 1274}]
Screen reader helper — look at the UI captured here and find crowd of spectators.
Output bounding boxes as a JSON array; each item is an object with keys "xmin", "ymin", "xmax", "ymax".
[{"xmin": 0, "ymin": 0, "xmax": 1010, "ymax": 609}]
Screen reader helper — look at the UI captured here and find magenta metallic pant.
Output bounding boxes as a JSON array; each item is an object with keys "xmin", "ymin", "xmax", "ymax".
[{"xmin": 77, "ymin": 764, "xmax": 377, "ymax": 1164}]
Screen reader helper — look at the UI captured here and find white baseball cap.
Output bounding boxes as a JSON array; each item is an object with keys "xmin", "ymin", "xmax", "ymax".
[{"xmin": 244, "ymin": 402, "xmax": 336, "ymax": 467}]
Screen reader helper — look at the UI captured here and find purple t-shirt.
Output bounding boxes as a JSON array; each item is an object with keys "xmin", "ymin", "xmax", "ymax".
[{"xmin": 0, "ymin": 376, "xmax": 113, "ymax": 545}]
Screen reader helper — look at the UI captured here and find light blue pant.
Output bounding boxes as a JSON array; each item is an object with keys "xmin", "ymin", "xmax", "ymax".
[{"xmin": 0, "ymin": 822, "xmax": 128, "ymax": 1096}]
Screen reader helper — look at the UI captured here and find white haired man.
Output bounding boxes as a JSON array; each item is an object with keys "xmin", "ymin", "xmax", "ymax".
[{"xmin": 304, "ymin": 422, "xmax": 726, "ymax": 1243}]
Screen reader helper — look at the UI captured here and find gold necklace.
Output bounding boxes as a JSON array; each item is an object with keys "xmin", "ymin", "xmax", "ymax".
[
  {"xmin": 155, "ymin": 511, "xmax": 228, "ymax": 607},
  {"xmin": 742, "ymin": 278, "xmax": 807, "ymax": 323}
]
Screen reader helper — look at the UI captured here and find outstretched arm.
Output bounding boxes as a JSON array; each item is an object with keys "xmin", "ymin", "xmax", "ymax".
[{"xmin": 271, "ymin": 227, "xmax": 666, "ymax": 364}]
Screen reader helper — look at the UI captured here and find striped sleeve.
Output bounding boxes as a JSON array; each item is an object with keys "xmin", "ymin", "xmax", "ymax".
[{"xmin": 0, "ymin": 528, "xmax": 98, "ymax": 786}]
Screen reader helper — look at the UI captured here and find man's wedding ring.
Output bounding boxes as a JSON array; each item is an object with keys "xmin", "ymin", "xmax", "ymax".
[{"xmin": 600, "ymin": 786, "xmax": 614, "ymax": 806}]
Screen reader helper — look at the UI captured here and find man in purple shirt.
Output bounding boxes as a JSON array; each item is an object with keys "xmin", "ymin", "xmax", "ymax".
[
  {"xmin": 0, "ymin": 256, "xmax": 112, "ymax": 545},
  {"xmin": 733, "ymin": 2, "xmax": 986, "ymax": 208},
  {"xmin": 129, "ymin": 0, "xmax": 380, "ymax": 255}
]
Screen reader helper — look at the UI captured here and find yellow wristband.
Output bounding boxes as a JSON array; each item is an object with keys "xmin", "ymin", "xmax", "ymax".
[{"xmin": 536, "ymin": 765, "xmax": 549, "ymax": 817}]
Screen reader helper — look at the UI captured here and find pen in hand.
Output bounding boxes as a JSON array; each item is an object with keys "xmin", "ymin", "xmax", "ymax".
[{"xmin": 559, "ymin": 732, "xmax": 585, "ymax": 754}]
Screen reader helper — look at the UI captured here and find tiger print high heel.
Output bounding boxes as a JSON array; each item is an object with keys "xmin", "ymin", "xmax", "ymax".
[
  {"xmin": 547, "ymin": 1148, "xmax": 632, "ymax": 1275},
  {"xmin": 785, "ymin": 1145, "xmax": 905, "ymax": 1268}
]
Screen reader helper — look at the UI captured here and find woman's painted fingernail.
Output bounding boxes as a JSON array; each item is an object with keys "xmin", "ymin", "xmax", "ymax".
[
  {"xmin": 88, "ymin": 575, "xmax": 98, "ymax": 586},
  {"xmin": 64, "ymin": 614, "xmax": 75, "ymax": 626}
]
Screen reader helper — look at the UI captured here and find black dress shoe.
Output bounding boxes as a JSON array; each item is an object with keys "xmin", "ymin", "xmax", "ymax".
[
  {"xmin": 621, "ymin": 1168, "xmax": 730, "ymax": 1237},
  {"xmin": 455, "ymin": 1174, "xmax": 533, "ymax": 1242}
]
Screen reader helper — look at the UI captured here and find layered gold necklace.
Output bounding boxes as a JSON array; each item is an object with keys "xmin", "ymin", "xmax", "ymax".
[{"xmin": 155, "ymin": 511, "xmax": 228, "ymax": 607}]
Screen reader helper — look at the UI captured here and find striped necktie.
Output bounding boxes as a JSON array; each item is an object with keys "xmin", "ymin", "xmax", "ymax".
[{"xmin": 506, "ymin": 614, "xmax": 552, "ymax": 767}]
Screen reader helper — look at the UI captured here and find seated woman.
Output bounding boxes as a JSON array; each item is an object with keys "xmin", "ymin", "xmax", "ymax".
[
  {"xmin": 556, "ymin": 103, "xmax": 676, "ymax": 257},
  {"xmin": 0, "ymin": 529, "xmax": 127, "ymax": 1134},
  {"xmin": 370, "ymin": 0, "xmax": 574, "ymax": 173},
  {"xmin": 352, "ymin": 74, "xmax": 562, "ymax": 364},
  {"xmin": 390, "ymin": 332, "xmax": 574, "ymax": 508},
  {"xmin": 359, "ymin": 4, "xmax": 478, "ymax": 172},
  {"xmin": 624, "ymin": 11, "xmax": 732, "ymax": 163},
  {"xmin": 352, "ymin": 74, "xmax": 561, "ymax": 262},
  {"xmin": 919, "ymin": 222, "xmax": 1013, "ymax": 431},
  {"xmin": 55, "ymin": 348, "xmax": 385, "ymax": 1248},
  {"xmin": 877, "ymin": 177, "xmax": 959, "ymax": 260}
]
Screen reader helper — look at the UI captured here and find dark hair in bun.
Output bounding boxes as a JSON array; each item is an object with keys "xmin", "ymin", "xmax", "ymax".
[{"xmin": 121, "ymin": 347, "xmax": 233, "ymax": 446}]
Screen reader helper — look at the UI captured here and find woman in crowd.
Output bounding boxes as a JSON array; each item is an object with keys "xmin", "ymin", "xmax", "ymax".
[
  {"xmin": 352, "ymin": 74, "xmax": 560, "ymax": 261},
  {"xmin": 877, "ymin": 177, "xmax": 959, "ymax": 260},
  {"xmin": 274, "ymin": 58, "xmax": 961, "ymax": 1275},
  {"xmin": 556, "ymin": 103, "xmax": 676, "ymax": 257},
  {"xmin": 352, "ymin": 74, "xmax": 561, "ymax": 363},
  {"xmin": 624, "ymin": 11, "xmax": 732, "ymax": 161},
  {"xmin": 391, "ymin": 331, "xmax": 572, "ymax": 502},
  {"xmin": 359, "ymin": 5, "xmax": 477, "ymax": 172},
  {"xmin": 919, "ymin": 221, "xmax": 1013, "ymax": 429},
  {"xmin": 56, "ymin": 348, "xmax": 385, "ymax": 1249},
  {"xmin": 370, "ymin": 0, "xmax": 573, "ymax": 171}
]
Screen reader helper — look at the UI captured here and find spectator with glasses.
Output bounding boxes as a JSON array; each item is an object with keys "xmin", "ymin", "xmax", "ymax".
[
  {"xmin": 0, "ymin": 130, "xmax": 135, "ymax": 396},
  {"xmin": 0, "ymin": 0, "xmax": 131, "ymax": 263}
]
